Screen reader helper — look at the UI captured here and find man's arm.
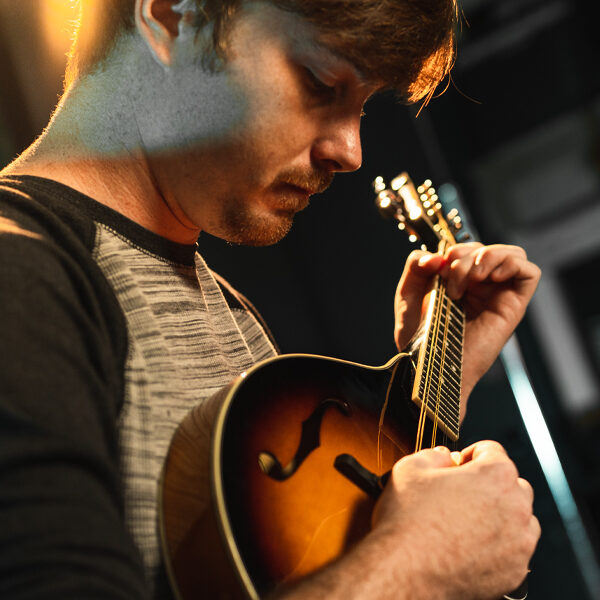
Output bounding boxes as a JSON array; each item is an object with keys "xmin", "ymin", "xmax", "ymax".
[
  {"xmin": 275, "ymin": 442, "xmax": 539, "ymax": 600},
  {"xmin": 0, "ymin": 211, "xmax": 148, "ymax": 599}
]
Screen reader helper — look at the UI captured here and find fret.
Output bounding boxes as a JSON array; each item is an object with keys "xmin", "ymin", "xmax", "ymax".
[
  {"xmin": 425, "ymin": 343, "xmax": 462, "ymax": 370},
  {"xmin": 419, "ymin": 355, "xmax": 462, "ymax": 392},
  {"xmin": 418, "ymin": 372, "xmax": 461, "ymax": 399},
  {"xmin": 425, "ymin": 339, "xmax": 463, "ymax": 368},
  {"xmin": 419, "ymin": 395, "xmax": 460, "ymax": 425},
  {"xmin": 426, "ymin": 327, "xmax": 462, "ymax": 350},
  {"xmin": 418, "ymin": 378, "xmax": 461, "ymax": 416},
  {"xmin": 417, "ymin": 392, "xmax": 460, "ymax": 429},
  {"xmin": 416, "ymin": 386, "xmax": 460, "ymax": 432}
]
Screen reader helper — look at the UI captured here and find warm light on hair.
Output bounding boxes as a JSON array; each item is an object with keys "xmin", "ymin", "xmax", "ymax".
[{"xmin": 65, "ymin": 0, "xmax": 458, "ymax": 104}]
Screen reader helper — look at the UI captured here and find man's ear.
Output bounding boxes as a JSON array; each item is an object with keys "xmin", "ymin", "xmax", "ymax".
[{"xmin": 135, "ymin": 0, "xmax": 187, "ymax": 66}]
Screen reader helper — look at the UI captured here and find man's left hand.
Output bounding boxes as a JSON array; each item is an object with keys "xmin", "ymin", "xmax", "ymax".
[{"xmin": 394, "ymin": 243, "xmax": 541, "ymax": 420}]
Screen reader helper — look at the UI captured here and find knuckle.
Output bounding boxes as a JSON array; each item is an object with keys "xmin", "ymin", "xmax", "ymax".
[
  {"xmin": 407, "ymin": 249, "xmax": 427, "ymax": 264},
  {"xmin": 480, "ymin": 456, "xmax": 519, "ymax": 486},
  {"xmin": 479, "ymin": 439, "xmax": 505, "ymax": 454},
  {"xmin": 518, "ymin": 477, "xmax": 534, "ymax": 499},
  {"xmin": 514, "ymin": 499, "xmax": 534, "ymax": 525},
  {"xmin": 392, "ymin": 453, "xmax": 419, "ymax": 476},
  {"xmin": 530, "ymin": 515, "xmax": 542, "ymax": 542}
]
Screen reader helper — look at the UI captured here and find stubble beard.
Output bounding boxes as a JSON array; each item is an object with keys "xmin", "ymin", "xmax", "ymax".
[
  {"xmin": 222, "ymin": 200, "xmax": 295, "ymax": 246},
  {"xmin": 220, "ymin": 166, "xmax": 334, "ymax": 247}
]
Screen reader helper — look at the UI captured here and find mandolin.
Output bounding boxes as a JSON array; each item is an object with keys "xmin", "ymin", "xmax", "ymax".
[{"xmin": 159, "ymin": 173, "xmax": 527, "ymax": 600}]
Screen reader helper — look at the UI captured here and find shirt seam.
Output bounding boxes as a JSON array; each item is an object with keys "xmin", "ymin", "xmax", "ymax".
[{"xmin": 97, "ymin": 223, "xmax": 197, "ymax": 268}]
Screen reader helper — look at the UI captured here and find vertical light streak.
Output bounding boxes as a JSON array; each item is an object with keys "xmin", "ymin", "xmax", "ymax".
[{"xmin": 501, "ymin": 336, "xmax": 600, "ymax": 599}]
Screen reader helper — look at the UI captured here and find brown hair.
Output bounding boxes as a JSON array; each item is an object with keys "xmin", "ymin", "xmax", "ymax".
[{"xmin": 66, "ymin": 0, "xmax": 457, "ymax": 103}]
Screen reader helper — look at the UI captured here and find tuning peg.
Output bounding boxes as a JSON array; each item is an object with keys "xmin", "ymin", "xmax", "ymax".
[
  {"xmin": 404, "ymin": 223, "xmax": 421, "ymax": 243},
  {"xmin": 390, "ymin": 173, "xmax": 409, "ymax": 191},
  {"xmin": 375, "ymin": 189, "xmax": 403, "ymax": 222},
  {"xmin": 417, "ymin": 179, "xmax": 433, "ymax": 194},
  {"xmin": 372, "ymin": 176, "xmax": 387, "ymax": 193}
]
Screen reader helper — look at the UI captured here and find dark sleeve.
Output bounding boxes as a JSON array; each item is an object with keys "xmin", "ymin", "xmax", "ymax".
[{"xmin": 0, "ymin": 210, "xmax": 148, "ymax": 598}]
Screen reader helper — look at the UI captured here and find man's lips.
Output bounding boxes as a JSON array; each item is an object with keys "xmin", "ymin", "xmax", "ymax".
[
  {"xmin": 286, "ymin": 183, "xmax": 316, "ymax": 196},
  {"xmin": 273, "ymin": 168, "xmax": 335, "ymax": 197},
  {"xmin": 266, "ymin": 168, "xmax": 335, "ymax": 214},
  {"xmin": 273, "ymin": 183, "xmax": 312, "ymax": 212}
]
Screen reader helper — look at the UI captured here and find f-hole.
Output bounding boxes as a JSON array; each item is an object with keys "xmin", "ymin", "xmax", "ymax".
[{"xmin": 257, "ymin": 398, "xmax": 350, "ymax": 481}]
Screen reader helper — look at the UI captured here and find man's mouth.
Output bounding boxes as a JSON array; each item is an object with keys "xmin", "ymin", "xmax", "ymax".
[
  {"xmin": 273, "ymin": 167, "xmax": 335, "ymax": 198},
  {"xmin": 273, "ymin": 183, "xmax": 312, "ymax": 212}
]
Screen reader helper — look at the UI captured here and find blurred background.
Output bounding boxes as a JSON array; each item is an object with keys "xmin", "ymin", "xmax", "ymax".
[{"xmin": 1, "ymin": 1, "xmax": 599, "ymax": 597}]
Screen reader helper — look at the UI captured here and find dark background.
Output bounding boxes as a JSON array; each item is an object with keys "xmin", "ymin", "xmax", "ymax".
[{"xmin": 2, "ymin": 1, "xmax": 600, "ymax": 598}]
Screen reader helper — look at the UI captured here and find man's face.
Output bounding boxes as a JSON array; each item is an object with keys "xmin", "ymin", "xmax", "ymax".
[{"xmin": 143, "ymin": 2, "xmax": 376, "ymax": 246}]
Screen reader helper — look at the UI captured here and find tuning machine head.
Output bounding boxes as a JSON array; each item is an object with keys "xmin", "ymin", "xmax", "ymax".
[
  {"xmin": 373, "ymin": 176, "xmax": 421, "ymax": 242},
  {"xmin": 445, "ymin": 207, "xmax": 471, "ymax": 241}
]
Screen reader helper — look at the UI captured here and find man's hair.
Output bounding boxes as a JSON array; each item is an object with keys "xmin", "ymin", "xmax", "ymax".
[{"xmin": 66, "ymin": 0, "xmax": 458, "ymax": 103}]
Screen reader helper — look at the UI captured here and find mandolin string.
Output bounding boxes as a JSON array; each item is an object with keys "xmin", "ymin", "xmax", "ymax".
[
  {"xmin": 415, "ymin": 285, "xmax": 434, "ymax": 451},
  {"xmin": 432, "ymin": 283, "xmax": 452, "ymax": 448},
  {"xmin": 419, "ymin": 278, "xmax": 439, "ymax": 450},
  {"xmin": 378, "ymin": 359, "xmax": 401, "ymax": 473},
  {"xmin": 417, "ymin": 277, "xmax": 444, "ymax": 451},
  {"xmin": 430, "ymin": 279, "xmax": 446, "ymax": 447}
]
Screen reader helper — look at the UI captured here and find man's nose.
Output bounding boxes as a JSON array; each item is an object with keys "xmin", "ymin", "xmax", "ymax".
[{"xmin": 311, "ymin": 117, "xmax": 362, "ymax": 173}]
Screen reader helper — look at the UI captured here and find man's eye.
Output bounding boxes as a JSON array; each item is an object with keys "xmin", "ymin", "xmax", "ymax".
[{"xmin": 303, "ymin": 67, "xmax": 336, "ymax": 97}]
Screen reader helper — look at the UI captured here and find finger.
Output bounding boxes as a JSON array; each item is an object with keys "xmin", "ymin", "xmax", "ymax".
[
  {"xmin": 529, "ymin": 514, "xmax": 542, "ymax": 543},
  {"xmin": 438, "ymin": 243, "xmax": 486, "ymax": 299},
  {"xmin": 415, "ymin": 251, "xmax": 447, "ymax": 273},
  {"xmin": 445, "ymin": 252, "xmax": 478, "ymax": 300},
  {"xmin": 460, "ymin": 440, "xmax": 508, "ymax": 464},
  {"xmin": 442, "ymin": 245, "xmax": 536, "ymax": 300},
  {"xmin": 488, "ymin": 257, "xmax": 542, "ymax": 289},
  {"xmin": 442, "ymin": 242, "xmax": 485, "ymax": 264},
  {"xmin": 399, "ymin": 446, "xmax": 455, "ymax": 470},
  {"xmin": 517, "ymin": 477, "xmax": 535, "ymax": 505},
  {"xmin": 469, "ymin": 247, "xmax": 535, "ymax": 284}
]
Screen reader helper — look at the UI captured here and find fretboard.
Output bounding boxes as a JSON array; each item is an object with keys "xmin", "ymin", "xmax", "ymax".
[{"xmin": 412, "ymin": 277, "xmax": 465, "ymax": 441}]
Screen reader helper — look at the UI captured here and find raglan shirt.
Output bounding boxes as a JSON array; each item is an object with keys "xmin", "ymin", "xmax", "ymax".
[{"xmin": 0, "ymin": 175, "xmax": 278, "ymax": 599}]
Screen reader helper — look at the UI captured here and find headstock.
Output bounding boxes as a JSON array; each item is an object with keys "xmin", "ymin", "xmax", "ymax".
[{"xmin": 373, "ymin": 172, "xmax": 466, "ymax": 252}]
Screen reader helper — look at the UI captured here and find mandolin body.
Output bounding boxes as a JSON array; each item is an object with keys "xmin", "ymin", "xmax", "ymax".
[
  {"xmin": 159, "ymin": 173, "xmax": 527, "ymax": 600},
  {"xmin": 160, "ymin": 351, "xmax": 447, "ymax": 600}
]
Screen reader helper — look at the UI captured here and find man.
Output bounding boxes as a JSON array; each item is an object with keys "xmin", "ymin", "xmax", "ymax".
[{"xmin": 0, "ymin": 0, "xmax": 541, "ymax": 598}]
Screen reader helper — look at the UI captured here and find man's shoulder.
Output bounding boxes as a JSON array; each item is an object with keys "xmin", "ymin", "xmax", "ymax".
[
  {"xmin": 0, "ymin": 174, "xmax": 129, "ymax": 361},
  {"xmin": 0, "ymin": 174, "xmax": 98, "ymax": 252}
]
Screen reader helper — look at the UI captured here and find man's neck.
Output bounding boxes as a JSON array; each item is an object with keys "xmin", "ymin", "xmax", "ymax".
[{"xmin": 1, "ymin": 35, "xmax": 203, "ymax": 245}]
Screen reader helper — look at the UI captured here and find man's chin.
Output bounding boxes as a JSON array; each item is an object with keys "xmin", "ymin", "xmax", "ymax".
[{"xmin": 224, "ymin": 212, "xmax": 295, "ymax": 247}]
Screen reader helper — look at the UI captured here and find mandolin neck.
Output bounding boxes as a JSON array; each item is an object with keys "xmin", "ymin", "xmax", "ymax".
[{"xmin": 412, "ymin": 269, "xmax": 465, "ymax": 443}]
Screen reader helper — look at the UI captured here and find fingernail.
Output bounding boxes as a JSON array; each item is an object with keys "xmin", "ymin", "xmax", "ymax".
[
  {"xmin": 433, "ymin": 446, "xmax": 449, "ymax": 453},
  {"xmin": 418, "ymin": 254, "xmax": 433, "ymax": 266}
]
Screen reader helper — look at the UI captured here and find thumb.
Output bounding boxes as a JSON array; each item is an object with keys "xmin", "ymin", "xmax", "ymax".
[
  {"xmin": 405, "ymin": 446, "xmax": 456, "ymax": 470},
  {"xmin": 394, "ymin": 251, "xmax": 444, "ymax": 351}
]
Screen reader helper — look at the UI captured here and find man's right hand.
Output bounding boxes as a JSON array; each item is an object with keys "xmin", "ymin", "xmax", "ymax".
[{"xmin": 370, "ymin": 441, "xmax": 540, "ymax": 600}]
